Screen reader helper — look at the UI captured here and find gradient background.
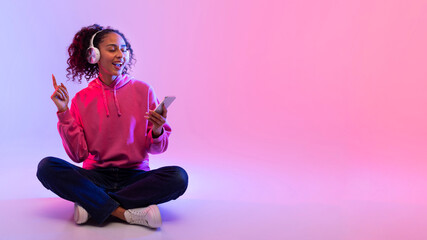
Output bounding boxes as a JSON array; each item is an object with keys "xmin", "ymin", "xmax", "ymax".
[{"xmin": 0, "ymin": 0, "xmax": 426, "ymax": 233}]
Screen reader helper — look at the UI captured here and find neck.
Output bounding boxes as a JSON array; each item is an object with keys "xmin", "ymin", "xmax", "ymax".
[{"xmin": 99, "ymin": 72, "xmax": 119, "ymax": 86}]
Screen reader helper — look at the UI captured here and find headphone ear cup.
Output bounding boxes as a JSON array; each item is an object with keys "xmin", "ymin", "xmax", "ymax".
[{"xmin": 87, "ymin": 47, "xmax": 100, "ymax": 64}]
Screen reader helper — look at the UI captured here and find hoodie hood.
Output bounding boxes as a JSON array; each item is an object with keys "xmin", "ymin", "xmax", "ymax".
[{"xmin": 89, "ymin": 74, "xmax": 134, "ymax": 117}]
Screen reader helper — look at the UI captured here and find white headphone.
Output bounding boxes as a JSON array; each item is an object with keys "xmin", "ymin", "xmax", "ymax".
[{"xmin": 87, "ymin": 30, "xmax": 103, "ymax": 64}]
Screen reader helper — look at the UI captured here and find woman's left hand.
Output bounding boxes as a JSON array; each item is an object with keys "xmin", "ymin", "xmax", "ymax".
[{"xmin": 145, "ymin": 104, "xmax": 167, "ymax": 138}]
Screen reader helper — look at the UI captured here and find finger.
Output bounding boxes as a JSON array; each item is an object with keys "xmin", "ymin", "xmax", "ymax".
[
  {"xmin": 52, "ymin": 74, "xmax": 58, "ymax": 89},
  {"xmin": 62, "ymin": 88, "xmax": 69, "ymax": 100},
  {"xmin": 56, "ymin": 88, "xmax": 65, "ymax": 100},
  {"xmin": 61, "ymin": 83, "xmax": 68, "ymax": 92},
  {"xmin": 149, "ymin": 110, "xmax": 165, "ymax": 120},
  {"xmin": 144, "ymin": 116, "xmax": 158, "ymax": 127},
  {"xmin": 146, "ymin": 115, "xmax": 162, "ymax": 127},
  {"xmin": 63, "ymin": 89, "xmax": 69, "ymax": 100},
  {"xmin": 53, "ymin": 90, "xmax": 63, "ymax": 101},
  {"xmin": 57, "ymin": 86, "xmax": 68, "ymax": 100},
  {"xmin": 149, "ymin": 112, "xmax": 166, "ymax": 125},
  {"xmin": 149, "ymin": 115, "xmax": 162, "ymax": 126},
  {"xmin": 162, "ymin": 104, "xmax": 168, "ymax": 118},
  {"xmin": 60, "ymin": 84, "xmax": 69, "ymax": 99},
  {"xmin": 146, "ymin": 110, "xmax": 165, "ymax": 120}
]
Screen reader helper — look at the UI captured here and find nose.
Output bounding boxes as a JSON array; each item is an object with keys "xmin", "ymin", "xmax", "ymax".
[{"xmin": 116, "ymin": 50, "xmax": 124, "ymax": 58}]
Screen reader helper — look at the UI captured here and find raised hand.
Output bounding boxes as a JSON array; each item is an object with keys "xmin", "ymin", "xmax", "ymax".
[{"xmin": 50, "ymin": 74, "xmax": 69, "ymax": 112}]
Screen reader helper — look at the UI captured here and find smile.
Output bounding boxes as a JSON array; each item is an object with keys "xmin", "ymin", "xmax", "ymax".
[{"xmin": 113, "ymin": 62, "xmax": 124, "ymax": 70}]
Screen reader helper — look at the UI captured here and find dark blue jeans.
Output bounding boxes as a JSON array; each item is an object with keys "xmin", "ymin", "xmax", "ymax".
[{"xmin": 36, "ymin": 156, "xmax": 188, "ymax": 225}]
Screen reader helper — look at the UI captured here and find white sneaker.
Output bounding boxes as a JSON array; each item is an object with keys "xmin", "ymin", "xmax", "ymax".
[
  {"xmin": 74, "ymin": 203, "xmax": 90, "ymax": 225},
  {"xmin": 124, "ymin": 205, "xmax": 162, "ymax": 228}
]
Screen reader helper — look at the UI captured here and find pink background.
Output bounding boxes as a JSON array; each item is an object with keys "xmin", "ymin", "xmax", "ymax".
[{"xmin": 0, "ymin": 0, "xmax": 426, "ymax": 220}]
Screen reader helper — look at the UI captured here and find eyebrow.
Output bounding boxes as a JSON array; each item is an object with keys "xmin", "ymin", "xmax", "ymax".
[{"xmin": 106, "ymin": 44, "xmax": 127, "ymax": 48}]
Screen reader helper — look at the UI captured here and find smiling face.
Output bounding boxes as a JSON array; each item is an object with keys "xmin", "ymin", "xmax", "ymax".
[{"xmin": 97, "ymin": 32, "xmax": 129, "ymax": 83}]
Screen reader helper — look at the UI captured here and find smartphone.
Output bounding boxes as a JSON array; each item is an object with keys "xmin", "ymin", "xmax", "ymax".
[{"xmin": 154, "ymin": 96, "xmax": 176, "ymax": 115}]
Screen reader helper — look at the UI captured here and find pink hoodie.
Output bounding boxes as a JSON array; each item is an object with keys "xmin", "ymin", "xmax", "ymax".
[{"xmin": 57, "ymin": 74, "xmax": 171, "ymax": 170}]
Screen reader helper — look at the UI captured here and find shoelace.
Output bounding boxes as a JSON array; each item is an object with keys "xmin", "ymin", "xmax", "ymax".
[{"xmin": 128, "ymin": 209, "xmax": 150, "ymax": 226}]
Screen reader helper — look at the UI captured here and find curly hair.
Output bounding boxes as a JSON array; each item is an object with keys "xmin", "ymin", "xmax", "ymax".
[{"xmin": 66, "ymin": 24, "xmax": 135, "ymax": 83}]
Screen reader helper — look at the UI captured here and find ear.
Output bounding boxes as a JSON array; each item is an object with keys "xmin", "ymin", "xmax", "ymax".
[{"xmin": 125, "ymin": 51, "xmax": 130, "ymax": 62}]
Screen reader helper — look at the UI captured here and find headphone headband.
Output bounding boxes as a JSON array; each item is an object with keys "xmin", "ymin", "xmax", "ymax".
[{"xmin": 89, "ymin": 30, "xmax": 103, "ymax": 48}]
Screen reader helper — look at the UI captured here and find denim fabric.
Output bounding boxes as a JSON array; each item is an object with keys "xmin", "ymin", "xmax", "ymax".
[{"xmin": 36, "ymin": 156, "xmax": 188, "ymax": 225}]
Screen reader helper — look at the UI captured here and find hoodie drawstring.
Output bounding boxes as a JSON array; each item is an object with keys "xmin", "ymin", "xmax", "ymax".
[
  {"xmin": 98, "ymin": 79, "xmax": 110, "ymax": 117},
  {"xmin": 113, "ymin": 85, "xmax": 122, "ymax": 116}
]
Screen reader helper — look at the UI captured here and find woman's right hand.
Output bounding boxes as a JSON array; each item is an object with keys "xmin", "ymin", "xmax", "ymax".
[{"xmin": 51, "ymin": 74, "xmax": 69, "ymax": 112}]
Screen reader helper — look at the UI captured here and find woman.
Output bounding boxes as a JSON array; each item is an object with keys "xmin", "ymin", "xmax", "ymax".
[{"xmin": 36, "ymin": 24, "xmax": 188, "ymax": 228}]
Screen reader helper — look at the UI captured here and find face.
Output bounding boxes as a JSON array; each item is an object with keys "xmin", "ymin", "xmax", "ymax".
[{"xmin": 97, "ymin": 32, "xmax": 129, "ymax": 80}]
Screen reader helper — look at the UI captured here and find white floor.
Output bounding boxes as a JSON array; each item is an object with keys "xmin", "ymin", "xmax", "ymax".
[
  {"xmin": 2, "ymin": 197, "xmax": 427, "ymax": 240},
  {"xmin": 2, "ymin": 149, "xmax": 427, "ymax": 239}
]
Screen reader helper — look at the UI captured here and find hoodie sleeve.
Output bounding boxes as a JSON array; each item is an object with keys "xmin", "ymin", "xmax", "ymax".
[
  {"xmin": 57, "ymin": 100, "xmax": 89, "ymax": 163},
  {"xmin": 145, "ymin": 86, "xmax": 172, "ymax": 154}
]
